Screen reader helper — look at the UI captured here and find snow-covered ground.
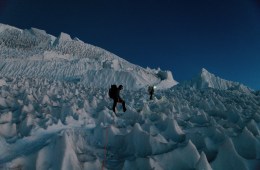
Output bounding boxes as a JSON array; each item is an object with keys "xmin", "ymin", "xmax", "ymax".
[
  {"xmin": 0, "ymin": 77, "xmax": 259, "ymax": 170},
  {"xmin": 0, "ymin": 23, "xmax": 260, "ymax": 170}
]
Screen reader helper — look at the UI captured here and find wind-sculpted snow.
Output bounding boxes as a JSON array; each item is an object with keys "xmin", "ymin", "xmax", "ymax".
[
  {"xmin": 186, "ymin": 68, "xmax": 252, "ymax": 93},
  {"xmin": 0, "ymin": 24, "xmax": 177, "ymax": 90},
  {"xmin": 0, "ymin": 77, "xmax": 259, "ymax": 170},
  {"xmin": 0, "ymin": 23, "xmax": 259, "ymax": 169}
]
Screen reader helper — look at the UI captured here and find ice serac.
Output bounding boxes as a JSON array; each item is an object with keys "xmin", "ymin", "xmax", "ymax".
[
  {"xmin": 196, "ymin": 152, "xmax": 212, "ymax": 170},
  {"xmin": 0, "ymin": 74, "xmax": 259, "ymax": 169},
  {"xmin": 211, "ymin": 137, "xmax": 248, "ymax": 170},
  {"xmin": 188, "ymin": 68, "xmax": 252, "ymax": 93},
  {"xmin": 155, "ymin": 140, "xmax": 200, "ymax": 170},
  {"xmin": 0, "ymin": 23, "xmax": 177, "ymax": 90},
  {"xmin": 161, "ymin": 117, "xmax": 185, "ymax": 142},
  {"xmin": 232, "ymin": 127, "xmax": 260, "ymax": 159}
]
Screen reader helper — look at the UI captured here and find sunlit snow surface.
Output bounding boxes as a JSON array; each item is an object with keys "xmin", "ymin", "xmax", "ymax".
[{"xmin": 0, "ymin": 24, "xmax": 260, "ymax": 170}]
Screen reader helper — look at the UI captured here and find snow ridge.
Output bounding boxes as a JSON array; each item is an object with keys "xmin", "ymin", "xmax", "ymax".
[
  {"xmin": 185, "ymin": 68, "xmax": 252, "ymax": 93},
  {"xmin": 0, "ymin": 23, "xmax": 177, "ymax": 90}
]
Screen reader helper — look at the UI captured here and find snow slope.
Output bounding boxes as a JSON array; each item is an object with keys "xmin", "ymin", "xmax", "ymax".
[
  {"xmin": 0, "ymin": 24, "xmax": 260, "ymax": 170},
  {"xmin": 0, "ymin": 23, "xmax": 177, "ymax": 90},
  {"xmin": 186, "ymin": 68, "xmax": 252, "ymax": 93}
]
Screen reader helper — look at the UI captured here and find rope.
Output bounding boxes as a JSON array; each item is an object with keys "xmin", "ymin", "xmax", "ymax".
[{"xmin": 102, "ymin": 126, "xmax": 109, "ymax": 170}]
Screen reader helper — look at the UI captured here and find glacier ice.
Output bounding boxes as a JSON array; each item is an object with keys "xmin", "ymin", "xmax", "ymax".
[{"xmin": 0, "ymin": 24, "xmax": 259, "ymax": 170}]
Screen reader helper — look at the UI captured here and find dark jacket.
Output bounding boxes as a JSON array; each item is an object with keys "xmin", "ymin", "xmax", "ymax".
[{"xmin": 115, "ymin": 87, "xmax": 121, "ymax": 100}]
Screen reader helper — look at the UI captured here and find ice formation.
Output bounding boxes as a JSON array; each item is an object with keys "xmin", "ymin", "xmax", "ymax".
[{"xmin": 0, "ymin": 23, "xmax": 260, "ymax": 170}]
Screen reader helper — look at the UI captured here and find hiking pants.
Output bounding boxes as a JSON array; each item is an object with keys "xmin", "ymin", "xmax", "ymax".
[
  {"xmin": 113, "ymin": 98, "xmax": 126, "ymax": 112},
  {"xmin": 150, "ymin": 92, "xmax": 153, "ymax": 100}
]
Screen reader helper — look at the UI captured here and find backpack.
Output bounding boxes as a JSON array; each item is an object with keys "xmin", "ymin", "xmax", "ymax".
[{"xmin": 109, "ymin": 84, "xmax": 117, "ymax": 99}]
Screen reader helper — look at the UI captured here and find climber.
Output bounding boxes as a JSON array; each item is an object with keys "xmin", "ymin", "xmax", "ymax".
[
  {"xmin": 148, "ymin": 86, "xmax": 155, "ymax": 100},
  {"xmin": 109, "ymin": 84, "xmax": 127, "ymax": 113}
]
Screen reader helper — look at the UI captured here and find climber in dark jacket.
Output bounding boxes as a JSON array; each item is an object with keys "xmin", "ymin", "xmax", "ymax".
[
  {"xmin": 112, "ymin": 85, "xmax": 127, "ymax": 113},
  {"xmin": 148, "ymin": 86, "xmax": 155, "ymax": 100}
]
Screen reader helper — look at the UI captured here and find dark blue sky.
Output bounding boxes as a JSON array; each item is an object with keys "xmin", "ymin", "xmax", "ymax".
[{"xmin": 0, "ymin": 0, "xmax": 260, "ymax": 89}]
